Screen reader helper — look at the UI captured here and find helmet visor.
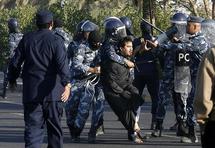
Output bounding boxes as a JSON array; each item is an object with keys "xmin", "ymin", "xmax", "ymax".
[{"xmin": 116, "ymin": 26, "xmax": 127, "ymax": 39}]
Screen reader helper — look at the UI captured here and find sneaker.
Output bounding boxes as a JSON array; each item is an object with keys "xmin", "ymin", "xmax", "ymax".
[
  {"xmin": 190, "ymin": 135, "xmax": 198, "ymax": 143},
  {"xmin": 96, "ymin": 125, "xmax": 105, "ymax": 136},
  {"xmin": 181, "ymin": 136, "xmax": 192, "ymax": 143},
  {"xmin": 151, "ymin": 129, "xmax": 162, "ymax": 137}
]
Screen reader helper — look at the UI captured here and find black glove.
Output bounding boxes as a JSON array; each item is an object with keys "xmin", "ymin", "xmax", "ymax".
[{"xmin": 121, "ymin": 90, "xmax": 132, "ymax": 100}]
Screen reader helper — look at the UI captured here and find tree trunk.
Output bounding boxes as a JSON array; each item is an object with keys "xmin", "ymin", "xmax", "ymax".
[
  {"xmin": 203, "ymin": 0, "xmax": 210, "ymax": 18},
  {"xmin": 188, "ymin": 0, "xmax": 199, "ymax": 16},
  {"xmin": 212, "ymin": 0, "xmax": 215, "ymax": 19}
]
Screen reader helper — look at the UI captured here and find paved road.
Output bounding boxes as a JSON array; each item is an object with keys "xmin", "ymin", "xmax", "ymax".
[{"xmin": 0, "ymin": 73, "xmax": 201, "ymax": 148}]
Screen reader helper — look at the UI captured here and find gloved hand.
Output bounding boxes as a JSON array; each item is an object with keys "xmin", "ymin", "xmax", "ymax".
[{"xmin": 121, "ymin": 90, "xmax": 132, "ymax": 100}]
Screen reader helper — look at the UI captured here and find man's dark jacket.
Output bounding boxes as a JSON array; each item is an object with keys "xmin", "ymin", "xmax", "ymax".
[{"xmin": 8, "ymin": 29, "xmax": 70, "ymax": 103}]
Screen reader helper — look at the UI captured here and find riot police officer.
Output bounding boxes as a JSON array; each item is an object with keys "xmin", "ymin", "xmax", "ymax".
[
  {"xmin": 65, "ymin": 20, "xmax": 105, "ymax": 143},
  {"xmin": 120, "ymin": 16, "xmax": 135, "ymax": 40},
  {"xmin": 7, "ymin": 10, "xmax": 71, "ymax": 148},
  {"xmin": 1, "ymin": 18, "xmax": 23, "ymax": 99},
  {"xmin": 53, "ymin": 18, "xmax": 72, "ymax": 50},
  {"xmin": 132, "ymin": 20, "xmax": 160, "ymax": 130},
  {"xmin": 153, "ymin": 15, "xmax": 208, "ymax": 143},
  {"xmin": 152, "ymin": 12, "xmax": 188, "ymax": 137}
]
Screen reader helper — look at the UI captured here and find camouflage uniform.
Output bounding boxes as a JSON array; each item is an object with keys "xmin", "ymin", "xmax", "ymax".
[
  {"xmin": 65, "ymin": 41, "xmax": 105, "ymax": 138},
  {"xmin": 53, "ymin": 27, "xmax": 72, "ymax": 50},
  {"xmin": 8, "ymin": 32, "xmax": 23, "ymax": 58},
  {"xmin": 184, "ymin": 32, "xmax": 208, "ymax": 127},
  {"xmin": 155, "ymin": 32, "xmax": 208, "ymax": 138},
  {"xmin": 2, "ymin": 32, "xmax": 23, "ymax": 98}
]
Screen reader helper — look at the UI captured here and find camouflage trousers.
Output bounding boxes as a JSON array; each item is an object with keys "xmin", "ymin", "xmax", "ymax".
[
  {"xmin": 65, "ymin": 80, "xmax": 105, "ymax": 135},
  {"xmin": 156, "ymin": 75, "xmax": 196, "ymax": 127}
]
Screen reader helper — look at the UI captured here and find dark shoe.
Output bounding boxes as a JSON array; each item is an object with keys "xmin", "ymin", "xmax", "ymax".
[
  {"xmin": 151, "ymin": 129, "xmax": 162, "ymax": 137},
  {"xmin": 71, "ymin": 135, "xmax": 80, "ymax": 143},
  {"xmin": 150, "ymin": 122, "xmax": 156, "ymax": 130},
  {"xmin": 169, "ymin": 122, "xmax": 178, "ymax": 131},
  {"xmin": 96, "ymin": 125, "xmax": 105, "ymax": 136},
  {"xmin": 151, "ymin": 119, "xmax": 163, "ymax": 137},
  {"xmin": 88, "ymin": 133, "xmax": 96, "ymax": 143}
]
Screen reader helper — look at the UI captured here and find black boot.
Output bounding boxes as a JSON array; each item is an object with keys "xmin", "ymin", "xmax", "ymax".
[
  {"xmin": 88, "ymin": 127, "xmax": 97, "ymax": 143},
  {"xmin": 150, "ymin": 115, "xmax": 157, "ymax": 130},
  {"xmin": 68, "ymin": 125, "xmax": 81, "ymax": 143},
  {"xmin": 151, "ymin": 119, "xmax": 163, "ymax": 137},
  {"xmin": 189, "ymin": 126, "xmax": 198, "ymax": 143}
]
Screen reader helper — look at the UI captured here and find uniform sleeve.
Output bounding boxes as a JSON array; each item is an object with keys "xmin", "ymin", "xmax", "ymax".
[
  {"xmin": 54, "ymin": 38, "xmax": 71, "ymax": 86},
  {"xmin": 106, "ymin": 45, "xmax": 125, "ymax": 65},
  {"xmin": 185, "ymin": 36, "xmax": 208, "ymax": 54},
  {"xmin": 72, "ymin": 44, "xmax": 90, "ymax": 75},
  {"xmin": 194, "ymin": 48, "xmax": 215, "ymax": 124},
  {"xmin": 8, "ymin": 34, "xmax": 17, "ymax": 58},
  {"xmin": 7, "ymin": 38, "xmax": 25, "ymax": 83},
  {"xmin": 106, "ymin": 62, "xmax": 124, "ymax": 94}
]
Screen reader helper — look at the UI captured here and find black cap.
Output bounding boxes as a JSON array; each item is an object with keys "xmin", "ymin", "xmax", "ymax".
[
  {"xmin": 36, "ymin": 10, "xmax": 53, "ymax": 25},
  {"xmin": 187, "ymin": 16, "xmax": 204, "ymax": 23}
]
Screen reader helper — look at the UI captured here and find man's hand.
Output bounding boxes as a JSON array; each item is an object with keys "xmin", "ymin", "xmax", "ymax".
[
  {"xmin": 146, "ymin": 40, "xmax": 158, "ymax": 48},
  {"xmin": 124, "ymin": 59, "xmax": 135, "ymax": 68},
  {"xmin": 88, "ymin": 66, "xmax": 101, "ymax": 74},
  {"xmin": 9, "ymin": 82, "xmax": 17, "ymax": 92},
  {"xmin": 61, "ymin": 83, "xmax": 71, "ymax": 102}
]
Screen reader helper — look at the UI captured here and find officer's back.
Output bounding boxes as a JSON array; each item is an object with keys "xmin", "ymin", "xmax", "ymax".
[{"xmin": 12, "ymin": 15, "xmax": 68, "ymax": 103}]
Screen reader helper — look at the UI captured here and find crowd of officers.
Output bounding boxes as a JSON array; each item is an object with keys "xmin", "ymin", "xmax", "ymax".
[{"xmin": 3, "ymin": 9, "xmax": 215, "ymax": 147}]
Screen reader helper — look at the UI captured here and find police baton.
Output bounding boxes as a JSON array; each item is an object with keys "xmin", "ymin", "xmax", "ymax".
[{"xmin": 141, "ymin": 18, "xmax": 165, "ymax": 33}]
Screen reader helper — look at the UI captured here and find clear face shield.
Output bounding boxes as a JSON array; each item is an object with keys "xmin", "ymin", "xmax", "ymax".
[
  {"xmin": 173, "ymin": 23, "xmax": 187, "ymax": 39},
  {"xmin": 115, "ymin": 25, "xmax": 127, "ymax": 40},
  {"xmin": 201, "ymin": 21, "xmax": 215, "ymax": 48}
]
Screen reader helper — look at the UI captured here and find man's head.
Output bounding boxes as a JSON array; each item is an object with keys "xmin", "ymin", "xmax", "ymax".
[
  {"xmin": 118, "ymin": 36, "xmax": 133, "ymax": 57},
  {"xmin": 74, "ymin": 20, "xmax": 98, "ymax": 40},
  {"xmin": 170, "ymin": 12, "xmax": 187, "ymax": 38},
  {"xmin": 8, "ymin": 18, "xmax": 19, "ymax": 33},
  {"xmin": 36, "ymin": 10, "xmax": 53, "ymax": 29},
  {"xmin": 104, "ymin": 17, "xmax": 127, "ymax": 41},
  {"xmin": 88, "ymin": 30, "xmax": 102, "ymax": 50},
  {"xmin": 186, "ymin": 16, "xmax": 203, "ymax": 35}
]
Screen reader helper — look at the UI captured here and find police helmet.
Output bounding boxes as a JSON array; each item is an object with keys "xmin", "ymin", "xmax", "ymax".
[
  {"xmin": 8, "ymin": 18, "xmax": 19, "ymax": 33},
  {"xmin": 120, "ymin": 16, "xmax": 132, "ymax": 29},
  {"xmin": 104, "ymin": 17, "xmax": 127, "ymax": 41},
  {"xmin": 170, "ymin": 12, "xmax": 187, "ymax": 24},
  {"xmin": 76, "ymin": 20, "xmax": 98, "ymax": 32}
]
